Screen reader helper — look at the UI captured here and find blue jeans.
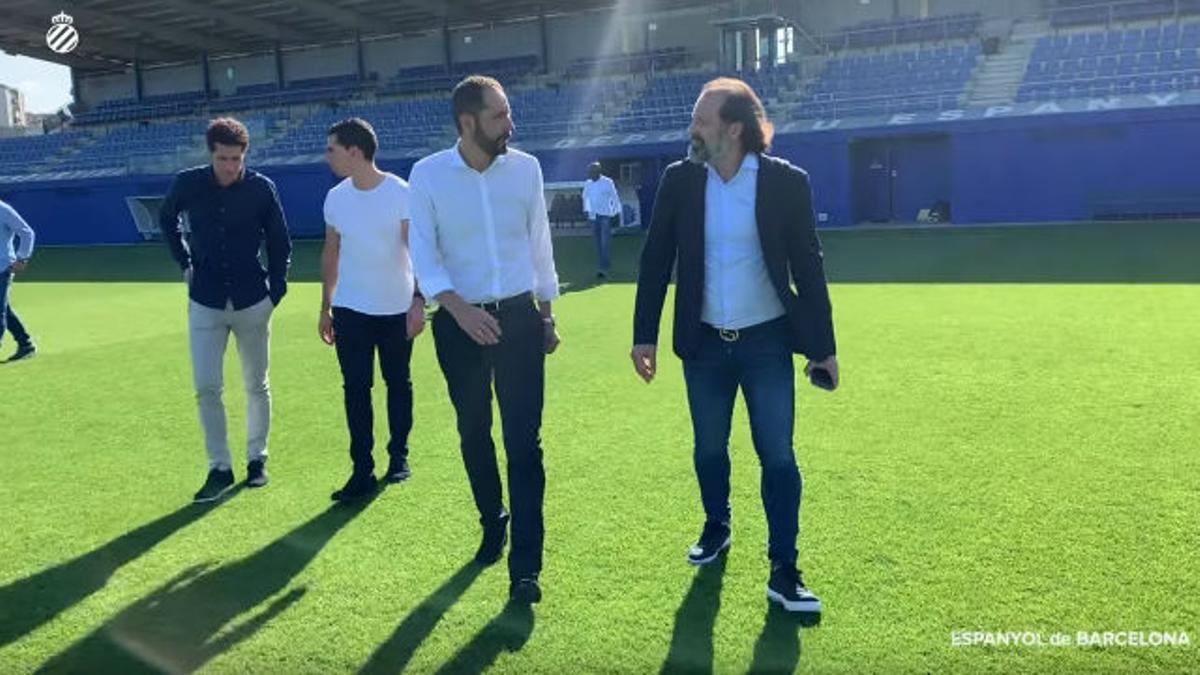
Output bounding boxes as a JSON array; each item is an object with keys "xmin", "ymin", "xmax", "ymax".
[
  {"xmin": 590, "ymin": 215, "xmax": 616, "ymax": 271},
  {"xmin": 682, "ymin": 317, "xmax": 802, "ymax": 564},
  {"xmin": 0, "ymin": 270, "xmax": 31, "ymax": 349}
]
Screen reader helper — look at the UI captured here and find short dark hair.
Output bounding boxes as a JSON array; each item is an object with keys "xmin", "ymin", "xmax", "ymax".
[
  {"xmin": 701, "ymin": 77, "xmax": 774, "ymax": 154},
  {"xmin": 328, "ymin": 117, "xmax": 379, "ymax": 161},
  {"xmin": 451, "ymin": 75, "xmax": 503, "ymax": 133},
  {"xmin": 206, "ymin": 117, "xmax": 250, "ymax": 152}
]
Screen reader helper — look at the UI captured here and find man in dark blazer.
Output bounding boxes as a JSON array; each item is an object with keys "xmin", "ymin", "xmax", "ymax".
[{"xmin": 631, "ymin": 77, "xmax": 837, "ymax": 615}]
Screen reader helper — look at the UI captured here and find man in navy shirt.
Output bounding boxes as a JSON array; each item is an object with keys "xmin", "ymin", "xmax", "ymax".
[{"xmin": 159, "ymin": 117, "xmax": 292, "ymax": 503}]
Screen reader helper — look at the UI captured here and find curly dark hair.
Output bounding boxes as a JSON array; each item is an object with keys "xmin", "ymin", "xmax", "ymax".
[{"xmin": 206, "ymin": 117, "xmax": 250, "ymax": 152}]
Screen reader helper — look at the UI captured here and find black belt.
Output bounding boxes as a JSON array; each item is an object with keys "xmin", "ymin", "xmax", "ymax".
[
  {"xmin": 701, "ymin": 316, "xmax": 787, "ymax": 343},
  {"xmin": 472, "ymin": 291, "xmax": 533, "ymax": 313}
]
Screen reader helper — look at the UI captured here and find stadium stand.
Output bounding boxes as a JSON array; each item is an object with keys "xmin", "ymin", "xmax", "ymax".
[
  {"xmin": 799, "ymin": 43, "xmax": 980, "ymax": 118},
  {"xmin": 1019, "ymin": 21, "xmax": 1200, "ymax": 101},
  {"xmin": 378, "ymin": 55, "xmax": 541, "ymax": 96},
  {"xmin": 1049, "ymin": 0, "xmax": 1200, "ymax": 28},
  {"xmin": 16, "ymin": 2, "xmax": 1200, "ymax": 176},
  {"xmin": 566, "ymin": 48, "xmax": 689, "ymax": 78},
  {"xmin": 7, "ymin": 0, "xmax": 1200, "ymax": 232},
  {"xmin": 825, "ymin": 13, "xmax": 981, "ymax": 50},
  {"xmin": 0, "ymin": 130, "xmax": 91, "ymax": 175}
]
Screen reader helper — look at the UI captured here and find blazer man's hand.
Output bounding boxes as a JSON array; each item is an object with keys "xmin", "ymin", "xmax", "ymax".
[
  {"xmin": 631, "ymin": 344, "xmax": 657, "ymax": 383},
  {"xmin": 805, "ymin": 355, "xmax": 840, "ymax": 391}
]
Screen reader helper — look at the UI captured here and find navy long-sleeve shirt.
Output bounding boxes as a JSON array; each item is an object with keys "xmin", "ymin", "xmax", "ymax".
[{"xmin": 159, "ymin": 166, "xmax": 292, "ymax": 310}]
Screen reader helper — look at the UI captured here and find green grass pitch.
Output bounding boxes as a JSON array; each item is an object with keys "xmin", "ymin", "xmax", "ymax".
[{"xmin": 1, "ymin": 221, "xmax": 1197, "ymax": 673}]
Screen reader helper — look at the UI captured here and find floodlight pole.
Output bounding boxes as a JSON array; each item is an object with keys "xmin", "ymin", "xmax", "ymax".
[
  {"xmin": 134, "ymin": 53, "xmax": 144, "ymax": 103},
  {"xmin": 274, "ymin": 42, "xmax": 285, "ymax": 88},
  {"xmin": 539, "ymin": 8, "xmax": 549, "ymax": 74},
  {"xmin": 201, "ymin": 50, "xmax": 212, "ymax": 100},
  {"xmin": 356, "ymin": 31, "xmax": 366, "ymax": 82}
]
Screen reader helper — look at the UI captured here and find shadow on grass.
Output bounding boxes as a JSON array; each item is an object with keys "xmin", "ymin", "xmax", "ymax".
[
  {"xmin": 661, "ymin": 554, "xmax": 727, "ymax": 674},
  {"xmin": 358, "ymin": 562, "xmax": 484, "ymax": 674},
  {"xmin": 432, "ymin": 601, "xmax": 535, "ymax": 675},
  {"xmin": 747, "ymin": 603, "xmax": 818, "ymax": 674},
  {"xmin": 36, "ymin": 495, "xmax": 377, "ymax": 674},
  {"xmin": 0, "ymin": 495, "xmax": 236, "ymax": 650}
]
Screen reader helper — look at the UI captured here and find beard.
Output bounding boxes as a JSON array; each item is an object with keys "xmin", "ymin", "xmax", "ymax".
[
  {"xmin": 688, "ymin": 135, "xmax": 724, "ymax": 164},
  {"xmin": 474, "ymin": 126, "xmax": 510, "ymax": 157}
]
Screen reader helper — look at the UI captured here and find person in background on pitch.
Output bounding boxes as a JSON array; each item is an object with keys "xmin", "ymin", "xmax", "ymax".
[
  {"xmin": 0, "ymin": 199, "xmax": 37, "ymax": 363},
  {"xmin": 582, "ymin": 161, "xmax": 622, "ymax": 279},
  {"xmin": 159, "ymin": 117, "xmax": 292, "ymax": 503},
  {"xmin": 320, "ymin": 117, "xmax": 425, "ymax": 502},
  {"xmin": 409, "ymin": 75, "xmax": 561, "ymax": 605},
  {"xmin": 631, "ymin": 78, "xmax": 838, "ymax": 615}
]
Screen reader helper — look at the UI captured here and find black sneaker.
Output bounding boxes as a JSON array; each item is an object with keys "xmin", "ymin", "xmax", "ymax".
[
  {"xmin": 7, "ymin": 343, "xmax": 36, "ymax": 362},
  {"xmin": 509, "ymin": 576, "xmax": 542, "ymax": 604},
  {"xmin": 767, "ymin": 563, "xmax": 822, "ymax": 614},
  {"xmin": 474, "ymin": 511, "xmax": 510, "ymax": 566},
  {"xmin": 331, "ymin": 472, "xmax": 377, "ymax": 502},
  {"xmin": 687, "ymin": 522, "xmax": 731, "ymax": 565},
  {"xmin": 383, "ymin": 456, "xmax": 411, "ymax": 483},
  {"xmin": 246, "ymin": 458, "xmax": 269, "ymax": 488},
  {"xmin": 194, "ymin": 468, "xmax": 235, "ymax": 503}
]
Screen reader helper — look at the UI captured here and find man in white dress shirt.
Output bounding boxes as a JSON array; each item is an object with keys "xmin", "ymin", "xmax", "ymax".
[
  {"xmin": 0, "ymin": 199, "xmax": 36, "ymax": 363},
  {"xmin": 320, "ymin": 117, "xmax": 425, "ymax": 502},
  {"xmin": 582, "ymin": 161, "xmax": 622, "ymax": 279},
  {"xmin": 409, "ymin": 75, "xmax": 561, "ymax": 605}
]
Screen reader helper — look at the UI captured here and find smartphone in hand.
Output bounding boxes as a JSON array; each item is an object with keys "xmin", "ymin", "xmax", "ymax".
[{"xmin": 809, "ymin": 366, "xmax": 835, "ymax": 391}]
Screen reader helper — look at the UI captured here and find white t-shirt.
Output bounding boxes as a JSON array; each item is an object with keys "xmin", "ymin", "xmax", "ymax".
[{"xmin": 323, "ymin": 173, "xmax": 415, "ymax": 316}]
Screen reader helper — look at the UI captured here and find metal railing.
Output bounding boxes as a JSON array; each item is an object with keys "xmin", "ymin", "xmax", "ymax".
[
  {"xmin": 1045, "ymin": 0, "xmax": 1199, "ymax": 29},
  {"xmin": 817, "ymin": 14, "xmax": 982, "ymax": 52}
]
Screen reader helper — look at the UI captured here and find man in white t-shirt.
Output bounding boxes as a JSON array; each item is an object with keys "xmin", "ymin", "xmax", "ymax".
[
  {"xmin": 582, "ymin": 161, "xmax": 622, "ymax": 279},
  {"xmin": 320, "ymin": 117, "xmax": 425, "ymax": 502}
]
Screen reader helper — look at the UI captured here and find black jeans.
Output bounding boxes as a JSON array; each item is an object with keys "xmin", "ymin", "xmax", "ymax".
[
  {"xmin": 332, "ymin": 306, "xmax": 414, "ymax": 475},
  {"xmin": 0, "ymin": 270, "xmax": 31, "ymax": 349},
  {"xmin": 432, "ymin": 297, "xmax": 546, "ymax": 581}
]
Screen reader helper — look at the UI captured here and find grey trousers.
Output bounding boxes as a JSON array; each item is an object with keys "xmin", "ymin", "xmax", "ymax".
[{"xmin": 188, "ymin": 297, "xmax": 273, "ymax": 470}]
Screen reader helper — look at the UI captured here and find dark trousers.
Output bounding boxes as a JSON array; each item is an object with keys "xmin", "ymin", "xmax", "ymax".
[
  {"xmin": 332, "ymin": 306, "xmax": 414, "ymax": 475},
  {"xmin": 682, "ymin": 317, "xmax": 802, "ymax": 564},
  {"xmin": 0, "ymin": 270, "xmax": 31, "ymax": 349},
  {"xmin": 432, "ymin": 298, "xmax": 546, "ymax": 580}
]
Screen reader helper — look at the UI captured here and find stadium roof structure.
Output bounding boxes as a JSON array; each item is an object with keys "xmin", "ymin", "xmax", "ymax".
[{"xmin": 0, "ymin": 0, "xmax": 716, "ymax": 71}]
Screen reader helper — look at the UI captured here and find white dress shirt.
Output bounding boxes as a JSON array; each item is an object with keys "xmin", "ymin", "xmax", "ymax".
[
  {"xmin": 323, "ymin": 173, "xmax": 414, "ymax": 315},
  {"xmin": 0, "ymin": 199, "xmax": 35, "ymax": 272},
  {"xmin": 701, "ymin": 153, "xmax": 786, "ymax": 329},
  {"xmin": 409, "ymin": 143, "xmax": 560, "ymax": 304},
  {"xmin": 582, "ymin": 175, "xmax": 622, "ymax": 218}
]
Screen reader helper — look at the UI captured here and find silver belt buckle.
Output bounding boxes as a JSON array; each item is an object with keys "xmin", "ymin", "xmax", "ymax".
[
  {"xmin": 718, "ymin": 328, "xmax": 740, "ymax": 342},
  {"xmin": 477, "ymin": 300, "xmax": 502, "ymax": 312}
]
